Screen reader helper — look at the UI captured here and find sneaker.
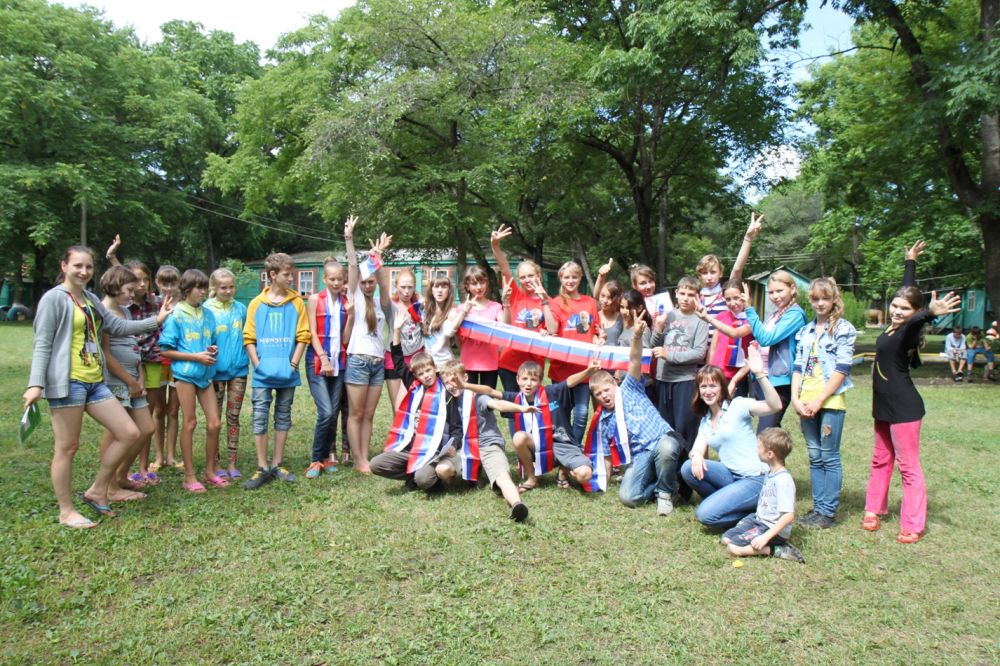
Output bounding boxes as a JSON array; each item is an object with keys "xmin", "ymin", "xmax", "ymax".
[
  {"xmin": 272, "ymin": 464, "xmax": 297, "ymax": 483},
  {"xmin": 797, "ymin": 509, "xmax": 819, "ymax": 527},
  {"xmin": 305, "ymin": 462, "xmax": 324, "ymax": 480},
  {"xmin": 953, "ymin": 372, "xmax": 962, "ymax": 382},
  {"xmin": 656, "ymin": 495, "xmax": 674, "ymax": 517},
  {"xmin": 323, "ymin": 459, "xmax": 338, "ymax": 473},
  {"xmin": 243, "ymin": 467, "xmax": 274, "ymax": 490},
  {"xmin": 510, "ymin": 502, "xmax": 529, "ymax": 523},
  {"xmin": 771, "ymin": 543, "xmax": 806, "ymax": 564},
  {"xmin": 801, "ymin": 513, "xmax": 836, "ymax": 529}
]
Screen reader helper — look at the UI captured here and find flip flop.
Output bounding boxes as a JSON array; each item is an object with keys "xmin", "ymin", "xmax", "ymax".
[
  {"xmin": 183, "ymin": 481, "xmax": 207, "ymax": 494},
  {"xmin": 216, "ymin": 469, "xmax": 230, "ymax": 479},
  {"xmin": 172, "ymin": 461, "xmax": 185, "ymax": 469},
  {"xmin": 227, "ymin": 468, "xmax": 242, "ymax": 479},
  {"xmin": 79, "ymin": 493, "xmax": 117, "ymax": 518},
  {"xmin": 127, "ymin": 472, "xmax": 148, "ymax": 487},
  {"xmin": 517, "ymin": 483, "xmax": 536, "ymax": 494},
  {"xmin": 148, "ymin": 462, "xmax": 162, "ymax": 472},
  {"xmin": 61, "ymin": 517, "xmax": 97, "ymax": 529},
  {"xmin": 204, "ymin": 475, "xmax": 229, "ymax": 488},
  {"xmin": 144, "ymin": 472, "xmax": 160, "ymax": 485}
]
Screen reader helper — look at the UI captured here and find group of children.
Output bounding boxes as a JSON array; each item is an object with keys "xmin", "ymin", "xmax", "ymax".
[
  {"xmin": 944, "ymin": 323, "xmax": 998, "ymax": 382},
  {"xmin": 26, "ymin": 217, "xmax": 962, "ymax": 559}
]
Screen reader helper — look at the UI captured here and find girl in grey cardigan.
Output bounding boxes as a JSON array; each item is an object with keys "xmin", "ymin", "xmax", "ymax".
[{"xmin": 23, "ymin": 246, "xmax": 172, "ymax": 529}]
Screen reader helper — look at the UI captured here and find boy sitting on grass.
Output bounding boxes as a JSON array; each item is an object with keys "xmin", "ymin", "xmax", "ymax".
[
  {"xmin": 441, "ymin": 360, "xmax": 534, "ymax": 522},
  {"xmin": 722, "ymin": 427, "xmax": 805, "ymax": 563},
  {"xmin": 465, "ymin": 359, "xmax": 597, "ymax": 493}
]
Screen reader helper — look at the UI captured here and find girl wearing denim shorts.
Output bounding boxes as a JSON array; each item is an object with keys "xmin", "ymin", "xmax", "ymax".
[
  {"xmin": 343, "ymin": 215, "xmax": 393, "ymax": 475},
  {"xmin": 24, "ymin": 246, "xmax": 171, "ymax": 529}
]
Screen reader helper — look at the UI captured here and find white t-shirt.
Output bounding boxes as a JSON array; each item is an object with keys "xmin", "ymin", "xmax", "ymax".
[{"xmin": 347, "ymin": 285, "xmax": 391, "ymax": 357}]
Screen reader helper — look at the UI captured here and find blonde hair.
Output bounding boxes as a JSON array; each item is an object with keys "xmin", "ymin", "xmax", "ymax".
[
  {"xmin": 696, "ymin": 254, "xmax": 723, "ymax": 277},
  {"xmin": 516, "ymin": 360, "xmax": 543, "ymax": 379},
  {"xmin": 392, "ymin": 268, "xmax": 416, "ymax": 303},
  {"xmin": 588, "ymin": 370, "xmax": 615, "ymax": 390},
  {"xmin": 807, "ymin": 277, "xmax": 844, "ymax": 327},
  {"xmin": 409, "ymin": 352, "xmax": 436, "ymax": 376},
  {"xmin": 209, "ymin": 268, "xmax": 235, "ymax": 297},
  {"xmin": 558, "ymin": 260, "xmax": 583, "ymax": 306},
  {"xmin": 440, "ymin": 359, "xmax": 467, "ymax": 380},
  {"xmin": 769, "ymin": 270, "xmax": 798, "ymax": 307},
  {"xmin": 421, "ymin": 275, "xmax": 454, "ymax": 336},
  {"xmin": 322, "ymin": 256, "xmax": 345, "ymax": 277},
  {"xmin": 515, "ymin": 260, "xmax": 542, "ymax": 283},
  {"xmin": 758, "ymin": 427, "xmax": 793, "ymax": 463}
]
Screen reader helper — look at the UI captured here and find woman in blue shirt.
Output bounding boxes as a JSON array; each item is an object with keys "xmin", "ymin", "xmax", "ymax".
[{"xmin": 680, "ymin": 343, "xmax": 782, "ymax": 528}]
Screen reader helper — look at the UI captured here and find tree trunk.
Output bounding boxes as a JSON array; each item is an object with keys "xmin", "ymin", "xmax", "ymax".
[
  {"xmin": 657, "ymin": 189, "xmax": 669, "ymax": 285},
  {"xmin": 981, "ymin": 212, "xmax": 1000, "ymax": 319}
]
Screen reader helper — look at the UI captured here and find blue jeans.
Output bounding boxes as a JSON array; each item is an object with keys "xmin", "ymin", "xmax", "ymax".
[
  {"xmin": 251, "ymin": 386, "xmax": 295, "ymax": 435},
  {"xmin": 799, "ymin": 408, "xmax": 845, "ymax": 517},
  {"xmin": 47, "ymin": 380, "xmax": 114, "ymax": 409},
  {"xmin": 306, "ymin": 364, "xmax": 345, "ymax": 463},
  {"xmin": 569, "ymin": 382, "xmax": 591, "ymax": 445},
  {"xmin": 680, "ymin": 459, "xmax": 765, "ymax": 528},
  {"xmin": 344, "ymin": 354, "xmax": 384, "ymax": 386},
  {"xmin": 619, "ymin": 432, "xmax": 683, "ymax": 507}
]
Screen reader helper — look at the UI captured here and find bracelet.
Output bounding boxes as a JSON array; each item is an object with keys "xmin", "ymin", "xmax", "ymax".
[
  {"xmin": 754, "ymin": 373, "xmax": 768, "ymax": 380},
  {"xmin": 290, "ymin": 360, "xmax": 300, "ymax": 368}
]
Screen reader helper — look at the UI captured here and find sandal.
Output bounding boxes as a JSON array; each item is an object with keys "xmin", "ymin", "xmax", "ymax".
[
  {"xmin": 79, "ymin": 493, "xmax": 117, "ymax": 518},
  {"xmin": 143, "ymin": 472, "xmax": 160, "ymax": 485},
  {"xmin": 149, "ymin": 461, "xmax": 162, "ymax": 472},
  {"xmin": 517, "ymin": 482, "xmax": 536, "ymax": 494},
  {"xmin": 897, "ymin": 530, "xmax": 922, "ymax": 544},
  {"xmin": 61, "ymin": 516, "xmax": 97, "ymax": 529},
  {"xmin": 183, "ymin": 481, "xmax": 207, "ymax": 494},
  {"xmin": 861, "ymin": 514, "xmax": 880, "ymax": 532},
  {"xmin": 556, "ymin": 478, "xmax": 570, "ymax": 489},
  {"xmin": 204, "ymin": 475, "xmax": 230, "ymax": 488}
]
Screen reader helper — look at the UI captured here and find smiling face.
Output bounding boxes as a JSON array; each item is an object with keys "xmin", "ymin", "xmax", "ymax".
[
  {"xmin": 517, "ymin": 264, "xmax": 540, "ymax": 293},
  {"xmin": 442, "ymin": 371, "xmax": 466, "ymax": 396},
  {"xmin": 724, "ymin": 287, "xmax": 745, "ymax": 314},
  {"xmin": 697, "ymin": 375, "xmax": 722, "ymax": 408},
  {"xmin": 559, "ymin": 266, "xmax": 582, "ymax": 296},
  {"xmin": 214, "ymin": 276, "xmax": 235, "ymax": 303},
  {"xmin": 61, "ymin": 250, "xmax": 94, "ymax": 290},
  {"xmin": 599, "ymin": 285, "xmax": 616, "ymax": 312},
  {"xmin": 767, "ymin": 280, "xmax": 793, "ymax": 309},
  {"xmin": 115, "ymin": 281, "xmax": 137, "ymax": 307},
  {"xmin": 888, "ymin": 296, "xmax": 916, "ymax": 326},
  {"xmin": 634, "ymin": 274, "xmax": 656, "ymax": 298}
]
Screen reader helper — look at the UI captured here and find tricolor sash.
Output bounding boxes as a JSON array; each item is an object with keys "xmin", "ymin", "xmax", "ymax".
[
  {"xmin": 582, "ymin": 390, "xmax": 632, "ymax": 493},
  {"xmin": 458, "ymin": 391, "xmax": 481, "ymax": 481},
  {"xmin": 360, "ymin": 253, "xmax": 383, "ymax": 280},
  {"xmin": 457, "ymin": 319, "xmax": 651, "ymax": 373},
  {"xmin": 313, "ymin": 289, "xmax": 348, "ymax": 375},
  {"xmin": 385, "ymin": 378, "xmax": 448, "ymax": 473},
  {"xmin": 515, "ymin": 389, "xmax": 554, "ymax": 476},
  {"xmin": 407, "ymin": 301, "xmax": 424, "ymax": 324}
]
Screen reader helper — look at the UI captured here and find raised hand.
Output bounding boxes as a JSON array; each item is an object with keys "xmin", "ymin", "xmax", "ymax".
[
  {"xmin": 156, "ymin": 295, "xmax": 176, "ymax": 325},
  {"xmin": 653, "ymin": 308, "xmax": 668, "ymax": 331},
  {"xmin": 745, "ymin": 342, "xmax": 764, "ymax": 375},
  {"xmin": 695, "ymin": 303, "xmax": 709, "ymax": 321},
  {"xmin": 500, "ymin": 275, "xmax": 513, "ymax": 302},
  {"xmin": 105, "ymin": 234, "xmax": 122, "ymax": 259},
  {"xmin": 597, "ymin": 258, "xmax": 614, "ymax": 277},
  {"xmin": 490, "ymin": 224, "xmax": 513, "ymax": 247},
  {"xmin": 905, "ymin": 239, "xmax": 926, "ymax": 262},
  {"xmin": 928, "ymin": 290, "xmax": 961, "ymax": 317},
  {"xmin": 740, "ymin": 281, "xmax": 752, "ymax": 308},
  {"xmin": 344, "ymin": 215, "xmax": 358, "ymax": 238},
  {"xmin": 745, "ymin": 212, "xmax": 764, "ymax": 241}
]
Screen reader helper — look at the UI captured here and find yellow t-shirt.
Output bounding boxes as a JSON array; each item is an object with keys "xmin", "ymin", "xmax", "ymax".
[
  {"xmin": 70, "ymin": 297, "xmax": 104, "ymax": 383},
  {"xmin": 799, "ymin": 339, "xmax": 846, "ymax": 411}
]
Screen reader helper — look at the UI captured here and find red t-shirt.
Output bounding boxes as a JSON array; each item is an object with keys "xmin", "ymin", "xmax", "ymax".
[
  {"xmin": 709, "ymin": 309, "xmax": 753, "ymax": 380},
  {"xmin": 499, "ymin": 281, "xmax": 547, "ymax": 373},
  {"xmin": 548, "ymin": 294, "xmax": 599, "ymax": 382}
]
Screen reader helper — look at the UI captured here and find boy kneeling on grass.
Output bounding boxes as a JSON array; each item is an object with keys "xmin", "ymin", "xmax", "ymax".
[
  {"xmin": 372, "ymin": 314, "xmax": 536, "ymax": 520},
  {"xmin": 722, "ymin": 427, "xmax": 805, "ymax": 563}
]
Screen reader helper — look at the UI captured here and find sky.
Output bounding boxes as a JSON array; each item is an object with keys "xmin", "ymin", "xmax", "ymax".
[{"xmin": 65, "ymin": 0, "xmax": 855, "ymax": 193}]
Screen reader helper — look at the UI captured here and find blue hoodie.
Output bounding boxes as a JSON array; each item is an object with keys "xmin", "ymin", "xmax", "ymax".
[
  {"xmin": 204, "ymin": 297, "xmax": 249, "ymax": 381},
  {"xmin": 159, "ymin": 302, "xmax": 217, "ymax": 389},
  {"xmin": 745, "ymin": 304, "xmax": 808, "ymax": 387},
  {"xmin": 243, "ymin": 288, "xmax": 310, "ymax": 388}
]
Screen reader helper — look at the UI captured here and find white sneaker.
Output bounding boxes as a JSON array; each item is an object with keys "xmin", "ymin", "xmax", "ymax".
[{"xmin": 656, "ymin": 495, "xmax": 673, "ymax": 516}]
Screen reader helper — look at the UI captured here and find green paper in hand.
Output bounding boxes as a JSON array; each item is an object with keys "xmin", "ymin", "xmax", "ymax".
[{"xmin": 19, "ymin": 403, "xmax": 41, "ymax": 445}]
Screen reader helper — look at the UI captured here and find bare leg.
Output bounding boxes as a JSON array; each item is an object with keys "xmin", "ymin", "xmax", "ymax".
[
  {"xmin": 147, "ymin": 385, "xmax": 165, "ymax": 468},
  {"xmin": 727, "ymin": 543, "xmax": 769, "ymax": 558},
  {"xmin": 165, "ymin": 384, "xmax": 180, "ymax": 465},
  {"xmin": 358, "ymin": 384, "xmax": 383, "ymax": 473},
  {"xmin": 274, "ymin": 430, "xmax": 289, "ymax": 467},
  {"xmin": 511, "ymin": 432, "xmax": 537, "ymax": 489},
  {"xmin": 85, "ymin": 399, "xmax": 142, "ymax": 505},
  {"xmin": 196, "ymin": 385, "xmax": 222, "ymax": 478},
  {"xmin": 494, "ymin": 474, "xmax": 523, "ymax": 508},
  {"xmin": 49, "ymin": 406, "xmax": 89, "ymax": 524},
  {"xmin": 174, "ymin": 382, "xmax": 202, "ymax": 485},
  {"xmin": 570, "ymin": 464, "xmax": 593, "ymax": 486},
  {"xmin": 386, "ymin": 377, "xmax": 402, "ymax": 409}
]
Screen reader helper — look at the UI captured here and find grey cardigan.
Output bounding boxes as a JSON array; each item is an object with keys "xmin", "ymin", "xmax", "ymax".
[{"xmin": 28, "ymin": 285, "xmax": 160, "ymax": 399}]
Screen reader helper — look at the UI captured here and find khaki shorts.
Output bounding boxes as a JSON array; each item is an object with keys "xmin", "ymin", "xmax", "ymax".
[{"xmin": 479, "ymin": 445, "xmax": 512, "ymax": 486}]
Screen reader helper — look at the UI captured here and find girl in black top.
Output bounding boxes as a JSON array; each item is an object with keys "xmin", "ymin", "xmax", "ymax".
[{"xmin": 863, "ymin": 241, "xmax": 960, "ymax": 544}]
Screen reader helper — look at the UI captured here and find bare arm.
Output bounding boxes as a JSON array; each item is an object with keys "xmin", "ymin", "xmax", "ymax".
[
  {"xmin": 345, "ymin": 215, "xmax": 359, "ymax": 293},
  {"xmin": 696, "ymin": 305, "xmax": 750, "ymax": 339},
  {"xmin": 593, "ymin": 258, "xmax": 613, "ymax": 305},
  {"xmin": 104, "ymin": 234, "xmax": 122, "ymax": 267},
  {"xmin": 488, "ymin": 398, "xmax": 537, "ymax": 414},
  {"xmin": 750, "ymin": 510, "xmax": 795, "ymax": 551},
  {"xmin": 463, "ymin": 382, "xmax": 503, "ymax": 399},
  {"xmin": 729, "ymin": 212, "xmax": 762, "ymax": 282},
  {"xmin": 628, "ymin": 319, "xmax": 647, "ymax": 380},
  {"xmin": 566, "ymin": 357, "xmax": 601, "ymax": 388},
  {"xmin": 490, "ymin": 225, "xmax": 514, "ymax": 281},
  {"xmin": 745, "ymin": 344, "xmax": 781, "ymax": 416}
]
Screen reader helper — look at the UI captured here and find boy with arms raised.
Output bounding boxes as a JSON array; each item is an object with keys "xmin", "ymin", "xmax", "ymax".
[
  {"xmin": 722, "ymin": 427, "xmax": 805, "ymax": 563},
  {"xmin": 242, "ymin": 253, "xmax": 311, "ymax": 489},
  {"xmin": 588, "ymin": 320, "xmax": 686, "ymax": 514}
]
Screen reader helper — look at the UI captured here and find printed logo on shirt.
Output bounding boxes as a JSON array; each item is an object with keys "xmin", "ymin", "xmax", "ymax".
[
  {"xmin": 516, "ymin": 308, "xmax": 544, "ymax": 330},
  {"xmin": 266, "ymin": 311, "xmax": 284, "ymax": 331},
  {"xmin": 566, "ymin": 312, "xmax": 592, "ymax": 334}
]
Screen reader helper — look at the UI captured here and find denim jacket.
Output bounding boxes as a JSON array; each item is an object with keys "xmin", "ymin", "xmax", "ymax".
[{"xmin": 793, "ymin": 317, "xmax": 857, "ymax": 396}]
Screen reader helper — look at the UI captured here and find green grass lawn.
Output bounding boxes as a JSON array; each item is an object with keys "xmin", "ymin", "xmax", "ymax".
[{"xmin": 1, "ymin": 322, "xmax": 997, "ymax": 664}]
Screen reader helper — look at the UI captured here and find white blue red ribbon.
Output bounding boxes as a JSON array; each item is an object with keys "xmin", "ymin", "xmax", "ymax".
[
  {"xmin": 458, "ymin": 391, "xmax": 481, "ymax": 481},
  {"xmin": 385, "ymin": 378, "xmax": 447, "ymax": 473},
  {"xmin": 360, "ymin": 253, "xmax": 383, "ymax": 280},
  {"xmin": 457, "ymin": 319, "xmax": 651, "ymax": 373},
  {"xmin": 515, "ymin": 389, "xmax": 554, "ymax": 476}
]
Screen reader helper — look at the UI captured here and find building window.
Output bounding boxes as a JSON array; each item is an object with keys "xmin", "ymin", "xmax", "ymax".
[
  {"xmin": 260, "ymin": 271, "xmax": 270, "ymax": 288},
  {"xmin": 298, "ymin": 270, "xmax": 314, "ymax": 296},
  {"xmin": 967, "ymin": 291, "xmax": 976, "ymax": 311}
]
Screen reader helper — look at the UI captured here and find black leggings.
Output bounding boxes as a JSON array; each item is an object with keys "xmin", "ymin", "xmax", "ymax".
[
  {"xmin": 754, "ymin": 382, "xmax": 792, "ymax": 433},
  {"xmin": 466, "ymin": 370, "xmax": 498, "ymax": 390}
]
